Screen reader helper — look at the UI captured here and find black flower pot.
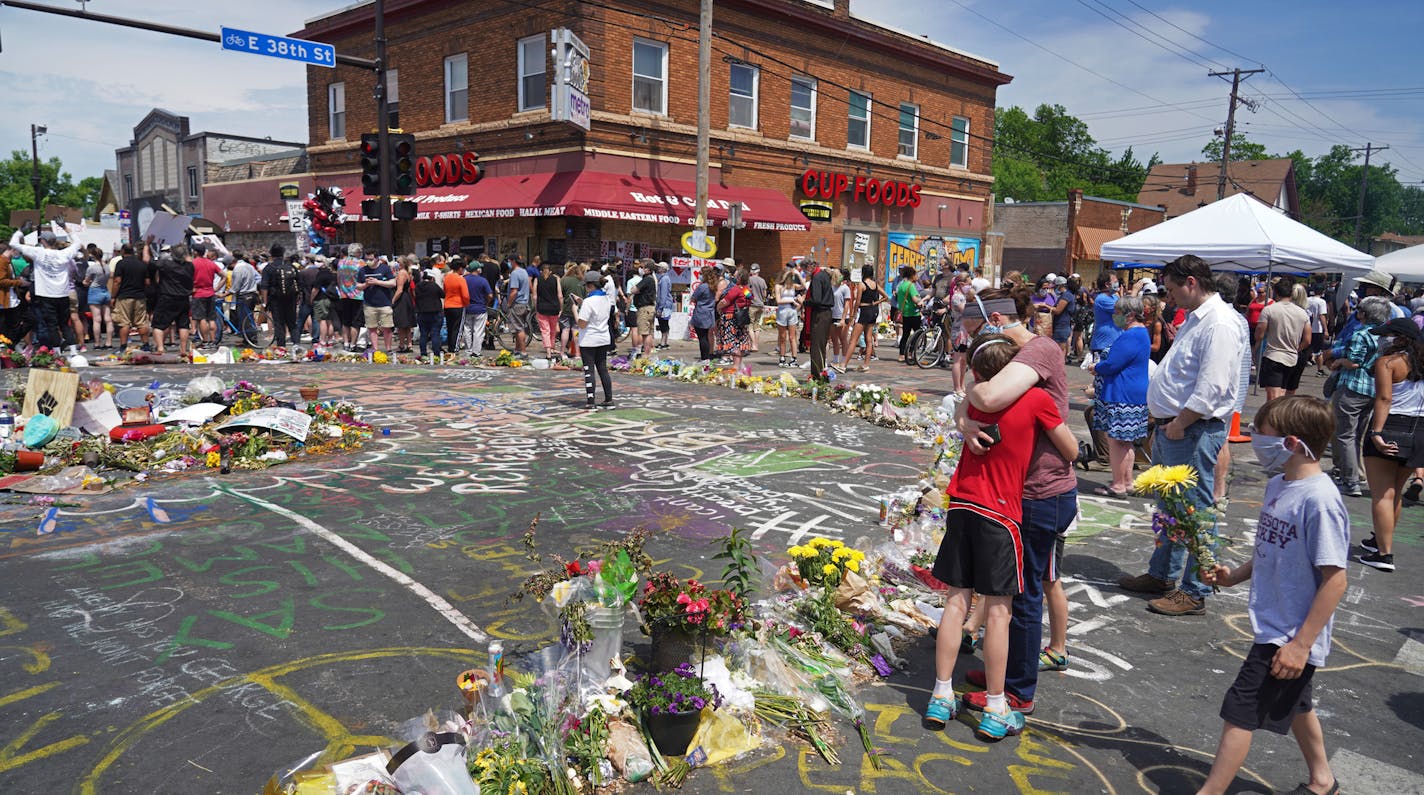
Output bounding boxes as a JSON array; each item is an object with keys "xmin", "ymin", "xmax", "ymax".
[
  {"xmin": 646, "ymin": 708, "xmax": 702, "ymax": 756},
  {"xmin": 649, "ymin": 624, "xmax": 700, "ymax": 672}
]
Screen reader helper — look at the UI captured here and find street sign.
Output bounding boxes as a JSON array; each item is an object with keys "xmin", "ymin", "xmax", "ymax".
[
  {"xmin": 727, "ymin": 202, "xmax": 745, "ymax": 230},
  {"xmin": 221, "ymin": 27, "xmax": 335, "ymax": 68}
]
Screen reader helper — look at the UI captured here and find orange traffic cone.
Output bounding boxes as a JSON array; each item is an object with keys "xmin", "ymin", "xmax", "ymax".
[{"xmin": 1227, "ymin": 411, "xmax": 1251, "ymax": 443}]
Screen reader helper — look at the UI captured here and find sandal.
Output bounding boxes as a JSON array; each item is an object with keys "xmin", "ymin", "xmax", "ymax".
[
  {"xmin": 1285, "ymin": 782, "xmax": 1338, "ymax": 795},
  {"xmin": 1093, "ymin": 486, "xmax": 1129, "ymax": 498}
]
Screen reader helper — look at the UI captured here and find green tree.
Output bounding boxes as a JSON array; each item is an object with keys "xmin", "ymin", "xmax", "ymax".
[
  {"xmin": 992, "ymin": 104, "xmax": 1156, "ymax": 203},
  {"xmin": 0, "ymin": 150, "xmax": 101, "ymax": 238},
  {"xmin": 1201, "ymin": 132, "xmax": 1270, "ymax": 163}
]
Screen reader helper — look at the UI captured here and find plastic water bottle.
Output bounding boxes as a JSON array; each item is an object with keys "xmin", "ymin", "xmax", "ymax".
[{"xmin": 0, "ymin": 404, "xmax": 12, "ymax": 442}]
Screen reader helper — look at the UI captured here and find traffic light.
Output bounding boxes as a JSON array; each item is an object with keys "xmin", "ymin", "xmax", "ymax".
[
  {"xmin": 390, "ymin": 133, "xmax": 416, "ymax": 196},
  {"xmin": 360, "ymin": 134, "xmax": 381, "ymax": 195},
  {"xmin": 361, "ymin": 199, "xmax": 379, "ymax": 220},
  {"xmin": 393, "ymin": 200, "xmax": 417, "ymax": 221}
]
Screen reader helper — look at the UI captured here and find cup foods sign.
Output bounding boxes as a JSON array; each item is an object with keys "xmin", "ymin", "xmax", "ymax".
[{"xmin": 799, "ymin": 168, "xmax": 922, "ymax": 208}]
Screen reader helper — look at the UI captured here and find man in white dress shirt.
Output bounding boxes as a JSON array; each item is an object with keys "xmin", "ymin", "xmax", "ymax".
[
  {"xmin": 1118, "ymin": 255, "xmax": 1249, "ymax": 616},
  {"xmin": 7, "ymin": 222, "xmax": 81, "ymax": 350}
]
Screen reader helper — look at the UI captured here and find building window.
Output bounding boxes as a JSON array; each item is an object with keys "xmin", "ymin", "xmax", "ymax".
[
  {"xmin": 950, "ymin": 116, "xmax": 969, "ymax": 167},
  {"xmin": 632, "ymin": 38, "xmax": 667, "ymax": 114},
  {"xmin": 445, "ymin": 53, "xmax": 469, "ymax": 123},
  {"xmin": 898, "ymin": 103, "xmax": 918, "ymax": 159},
  {"xmin": 518, "ymin": 34, "xmax": 546, "ymax": 112},
  {"xmin": 847, "ymin": 90, "xmax": 870, "ymax": 150},
  {"xmin": 123, "ymin": 174, "xmax": 133, "ymax": 203},
  {"xmin": 328, "ymin": 82, "xmax": 346, "ymax": 140},
  {"xmin": 387, "ymin": 69, "xmax": 400, "ymax": 129},
  {"xmin": 728, "ymin": 62, "xmax": 758, "ymax": 129},
  {"xmin": 789, "ymin": 76, "xmax": 816, "ymax": 140},
  {"xmin": 186, "ymin": 166, "xmax": 198, "ymax": 199}
]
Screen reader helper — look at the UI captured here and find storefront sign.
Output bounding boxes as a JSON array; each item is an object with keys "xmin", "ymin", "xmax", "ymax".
[
  {"xmin": 414, "ymin": 152, "xmax": 483, "ymax": 188},
  {"xmin": 886, "ymin": 232, "xmax": 978, "ymax": 276},
  {"xmin": 798, "ymin": 200, "xmax": 832, "ymax": 222},
  {"xmin": 551, "ymin": 28, "xmax": 591, "ymax": 131},
  {"xmin": 799, "ymin": 168, "xmax": 922, "ymax": 208}
]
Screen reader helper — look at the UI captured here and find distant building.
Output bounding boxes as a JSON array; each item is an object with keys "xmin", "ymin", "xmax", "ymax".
[
  {"xmin": 1137, "ymin": 158, "xmax": 1298, "ymax": 219},
  {"xmin": 1372, "ymin": 232, "xmax": 1424, "ymax": 256},
  {"xmin": 112, "ymin": 108, "xmax": 306, "ymax": 243},
  {"xmin": 994, "ymin": 189, "xmax": 1165, "ymax": 284}
]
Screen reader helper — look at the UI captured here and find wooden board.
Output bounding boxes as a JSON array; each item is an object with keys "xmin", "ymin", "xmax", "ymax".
[{"xmin": 21, "ymin": 369, "xmax": 80, "ymax": 428}]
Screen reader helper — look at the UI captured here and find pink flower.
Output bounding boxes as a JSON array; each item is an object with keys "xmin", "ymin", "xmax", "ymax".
[
  {"xmin": 676, "ymin": 593, "xmax": 691, "ymax": 606},
  {"xmin": 587, "ymin": 559, "xmax": 602, "ymax": 576}
]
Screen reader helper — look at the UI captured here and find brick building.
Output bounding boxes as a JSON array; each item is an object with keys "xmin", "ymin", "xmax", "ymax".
[
  {"xmin": 292, "ymin": 0, "xmax": 1009, "ymax": 280},
  {"xmin": 994, "ymin": 189, "xmax": 1165, "ymax": 284}
]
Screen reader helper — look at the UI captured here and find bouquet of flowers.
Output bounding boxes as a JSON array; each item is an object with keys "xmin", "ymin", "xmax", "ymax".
[
  {"xmin": 623, "ymin": 663, "xmax": 722, "ymax": 716},
  {"xmin": 27, "ymin": 346, "xmax": 59, "ymax": 369},
  {"xmin": 1133, "ymin": 464, "xmax": 1218, "ymax": 574},
  {"xmin": 787, "ymin": 536, "xmax": 865, "ymax": 589},
  {"xmin": 841, "ymin": 383, "xmax": 889, "ymax": 412}
]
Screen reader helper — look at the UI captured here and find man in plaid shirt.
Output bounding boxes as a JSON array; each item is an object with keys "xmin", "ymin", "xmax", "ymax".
[{"xmin": 1328, "ymin": 296, "xmax": 1394, "ymax": 497}]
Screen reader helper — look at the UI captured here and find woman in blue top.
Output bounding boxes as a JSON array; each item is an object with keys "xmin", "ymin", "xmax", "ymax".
[
  {"xmin": 689, "ymin": 268, "xmax": 717, "ymax": 362},
  {"xmin": 1089, "ymin": 294, "xmax": 1151, "ymax": 497},
  {"xmin": 1089, "ymin": 272, "xmax": 1122, "ymax": 357}
]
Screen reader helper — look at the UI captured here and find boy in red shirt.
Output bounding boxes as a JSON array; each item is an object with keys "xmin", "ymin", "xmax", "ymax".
[{"xmin": 925, "ymin": 333, "xmax": 1079, "ymax": 741}]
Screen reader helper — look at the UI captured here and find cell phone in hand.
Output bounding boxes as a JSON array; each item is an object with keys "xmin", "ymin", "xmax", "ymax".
[{"xmin": 981, "ymin": 423, "xmax": 1001, "ymax": 447}]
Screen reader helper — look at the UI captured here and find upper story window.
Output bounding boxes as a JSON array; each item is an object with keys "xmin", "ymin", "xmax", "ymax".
[
  {"xmin": 387, "ymin": 69, "xmax": 400, "ymax": 129},
  {"xmin": 898, "ymin": 103, "xmax": 919, "ymax": 159},
  {"xmin": 518, "ymin": 34, "xmax": 546, "ymax": 112},
  {"xmin": 847, "ymin": 90, "xmax": 870, "ymax": 150},
  {"xmin": 632, "ymin": 38, "xmax": 668, "ymax": 114},
  {"xmin": 186, "ymin": 166, "xmax": 198, "ymax": 199},
  {"xmin": 123, "ymin": 174, "xmax": 133, "ymax": 203},
  {"xmin": 445, "ymin": 54, "xmax": 469, "ymax": 123},
  {"xmin": 328, "ymin": 82, "xmax": 346, "ymax": 140},
  {"xmin": 789, "ymin": 77, "xmax": 816, "ymax": 140},
  {"xmin": 950, "ymin": 115, "xmax": 969, "ymax": 167},
  {"xmin": 728, "ymin": 62, "xmax": 758, "ymax": 129}
]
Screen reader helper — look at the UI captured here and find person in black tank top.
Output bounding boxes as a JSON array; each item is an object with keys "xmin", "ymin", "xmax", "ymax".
[{"xmin": 852, "ymin": 277, "xmax": 885, "ymax": 371}]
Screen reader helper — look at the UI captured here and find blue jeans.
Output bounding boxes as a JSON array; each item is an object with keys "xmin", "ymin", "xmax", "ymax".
[
  {"xmin": 1147, "ymin": 419, "xmax": 1224, "ymax": 600},
  {"xmin": 1005, "ymin": 489, "xmax": 1078, "ymax": 702}
]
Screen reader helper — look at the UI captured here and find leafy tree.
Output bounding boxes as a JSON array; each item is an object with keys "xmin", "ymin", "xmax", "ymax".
[
  {"xmin": 0, "ymin": 150, "xmax": 101, "ymax": 238},
  {"xmin": 992, "ymin": 104, "xmax": 1156, "ymax": 203},
  {"xmin": 1201, "ymin": 132, "xmax": 1270, "ymax": 163}
]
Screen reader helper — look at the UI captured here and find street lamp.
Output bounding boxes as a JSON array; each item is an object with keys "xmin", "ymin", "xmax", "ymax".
[{"xmin": 31, "ymin": 124, "xmax": 48, "ymax": 213}]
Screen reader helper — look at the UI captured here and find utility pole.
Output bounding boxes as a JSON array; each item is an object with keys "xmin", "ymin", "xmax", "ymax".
[
  {"xmin": 1351, "ymin": 142, "xmax": 1387, "ymax": 252},
  {"xmin": 30, "ymin": 123, "xmax": 46, "ymax": 212},
  {"xmin": 374, "ymin": 0, "xmax": 393, "ymax": 256},
  {"xmin": 1209, "ymin": 67, "xmax": 1264, "ymax": 201},
  {"xmin": 693, "ymin": 0, "xmax": 711, "ymax": 250}
]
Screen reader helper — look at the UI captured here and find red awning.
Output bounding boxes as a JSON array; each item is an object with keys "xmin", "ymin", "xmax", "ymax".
[{"xmin": 348, "ymin": 171, "xmax": 811, "ymax": 231}]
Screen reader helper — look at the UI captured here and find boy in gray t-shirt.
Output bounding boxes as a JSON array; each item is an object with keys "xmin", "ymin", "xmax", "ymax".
[{"xmin": 1198, "ymin": 396, "xmax": 1348, "ymax": 795}]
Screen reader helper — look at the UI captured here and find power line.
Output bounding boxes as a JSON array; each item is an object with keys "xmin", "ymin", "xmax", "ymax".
[
  {"xmin": 1117, "ymin": 0, "xmax": 1261, "ymax": 66},
  {"xmin": 1073, "ymin": 0, "xmax": 1224, "ymax": 71}
]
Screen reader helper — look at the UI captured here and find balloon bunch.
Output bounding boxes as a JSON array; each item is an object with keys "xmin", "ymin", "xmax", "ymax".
[{"xmin": 302, "ymin": 186, "xmax": 347, "ymax": 254}]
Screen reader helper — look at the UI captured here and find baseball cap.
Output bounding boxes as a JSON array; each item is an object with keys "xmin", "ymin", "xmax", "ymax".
[
  {"xmin": 750, "ymin": 263, "xmax": 761, "ymax": 272},
  {"xmin": 584, "ymin": 270, "xmax": 603, "ymax": 284},
  {"xmin": 1369, "ymin": 317, "xmax": 1422, "ymax": 341}
]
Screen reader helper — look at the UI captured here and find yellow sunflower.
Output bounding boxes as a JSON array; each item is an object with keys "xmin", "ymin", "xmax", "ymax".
[{"xmin": 1156, "ymin": 464, "xmax": 1197, "ymax": 494}]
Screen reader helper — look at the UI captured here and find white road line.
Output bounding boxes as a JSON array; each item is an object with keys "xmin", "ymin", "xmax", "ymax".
[
  {"xmin": 218, "ymin": 484, "xmax": 487, "ymax": 643},
  {"xmin": 1072, "ymin": 642, "xmax": 1134, "ymax": 671}
]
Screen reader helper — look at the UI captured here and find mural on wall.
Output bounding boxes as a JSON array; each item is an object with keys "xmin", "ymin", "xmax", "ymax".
[{"xmin": 884, "ymin": 233, "xmax": 979, "ymax": 279}]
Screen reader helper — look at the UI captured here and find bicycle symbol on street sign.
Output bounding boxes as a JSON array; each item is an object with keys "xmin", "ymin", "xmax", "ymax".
[{"xmin": 220, "ymin": 26, "xmax": 335, "ymax": 68}]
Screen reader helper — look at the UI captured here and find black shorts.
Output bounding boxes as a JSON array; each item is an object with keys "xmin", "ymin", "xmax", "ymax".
[
  {"xmin": 1309, "ymin": 334, "xmax": 1326, "ymax": 355},
  {"xmin": 931, "ymin": 499, "xmax": 1024, "ymax": 596},
  {"xmin": 856, "ymin": 307, "xmax": 878, "ymax": 326},
  {"xmin": 152, "ymin": 297, "xmax": 190, "ymax": 331},
  {"xmin": 1364, "ymin": 414, "xmax": 1424, "ymax": 467},
  {"xmin": 1220, "ymin": 643, "xmax": 1315, "ymax": 735},
  {"xmin": 189, "ymin": 296, "xmax": 217, "ymax": 322},
  {"xmin": 338, "ymin": 297, "xmax": 364, "ymax": 328},
  {"xmin": 1259, "ymin": 357, "xmax": 1303, "ymax": 390},
  {"xmin": 657, "ymin": 316, "xmax": 670, "ymax": 333}
]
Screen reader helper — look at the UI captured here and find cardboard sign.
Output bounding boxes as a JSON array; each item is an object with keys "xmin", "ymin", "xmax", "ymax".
[
  {"xmin": 8, "ymin": 209, "xmax": 41, "ymax": 229},
  {"xmin": 669, "ymin": 256, "xmax": 717, "ymax": 286},
  {"xmin": 161, "ymin": 402, "xmax": 227, "ymax": 426},
  {"xmin": 72, "ymin": 392, "xmax": 123, "ymax": 435},
  {"xmin": 21, "ymin": 369, "xmax": 79, "ymax": 428},
  {"xmin": 142, "ymin": 212, "xmax": 193, "ymax": 246},
  {"xmin": 218, "ymin": 407, "xmax": 311, "ymax": 442}
]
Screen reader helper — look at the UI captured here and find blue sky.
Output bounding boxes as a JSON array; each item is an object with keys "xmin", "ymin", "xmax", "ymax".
[{"xmin": 4, "ymin": 0, "xmax": 1422, "ymax": 187}]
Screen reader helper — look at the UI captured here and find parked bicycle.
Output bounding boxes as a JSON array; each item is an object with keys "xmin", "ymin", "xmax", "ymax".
[
  {"xmin": 907, "ymin": 295, "xmax": 951, "ymax": 368},
  {"xmin": 215, "ymin": 296, "xmax": 266, "ymax": 348}
]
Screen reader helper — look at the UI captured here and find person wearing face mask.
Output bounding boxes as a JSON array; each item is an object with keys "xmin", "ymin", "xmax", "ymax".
[
  {"xmin": 1089, "ymin": 272, "xmax": 1120, "ymax": 364},
  {"xmin": 1357, "ymin": 317, "xmax": 1424, "ymax": 572},
  {"xmin": 1119, "ymin": 255, "xmax": 1249, "ymax": 617},
  {"xmin": 957, "ymin": 284, "xmax": 1078, "ymax": 716},
  {"xmin": 1197, "ymin": 395, "xmax": 1347, "ymax": 795},
  {"xmin": 1088, "ymin": 295, "xmax": 1151, "ymax": 497}
]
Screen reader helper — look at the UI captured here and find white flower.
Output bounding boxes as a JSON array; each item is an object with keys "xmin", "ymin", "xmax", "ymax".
[{"xmin": 550, "ymin": 580, "xmax": 575, "ymax": 608}]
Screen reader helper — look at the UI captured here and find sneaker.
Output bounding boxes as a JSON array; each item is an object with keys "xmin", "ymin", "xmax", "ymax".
[
  {"xmin": 1342, "ymin": 482, "xmax": 1363, "ymax": 498},
  {"xmin": 1360, "ymin": 535, "xmax": 1379, "ymax": 553},
  {"xmin": 1405, "ymin": 480, "xmax": 1423, "ymax": 503},
  {"xmin": 1038, "ymin": 648, "xmax": 1068, "ymax": 672},
  {"xmin": 974, "ymin": 709, "xmax": 1025, "ymax": 742},
  {"xmin": 1358, "ymin": 551, "xmax": 1395, "ymax": 572},
  {"xmin": 1147, "ymin": 589, "xmax": 1206, "ymax": 616},
  {"xmin": 585, "ymin": 402, "xmax": 597, "ymax": 411},
  {"xmin": 923, "ymin": 695, "xmax": 959, "ymax": 728},
  {"xmin": 961, "ymin": 675, "xmax": 1036, "ymax": 716},
  {"xmin": 599, "ymin": 400, "xmax": 616, "ymax": 410},
  {"xmin": 1116, "ymin": 573, "xmax": 1174, "ymax": 595},
  {"xmin": 959, "ymin": 630, "xmax": 981, "ymax": 655},
  {"xmin": 785, "ymin": 358, "xmax": 797, "ymax": 367}
]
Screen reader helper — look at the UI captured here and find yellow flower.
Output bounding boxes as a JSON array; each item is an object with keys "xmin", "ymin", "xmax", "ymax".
[
  {"xmin": 822, "ymin": 563, "xmax": 838, "ymax": 576},
  {"xmin": 832, "ymin": 547, "xmax": 851, "ymax": 561},
  {"xmin": 845, "ymin": 557, "xmax": 860, "ymax": 572},
  {"xmin": 808, "ymin": 537, "xmax": 831, "ymax": 549},
  {"xmin": 205, "ymin": 451, "xmax": 220, "ymax": 468},
  {"xmin": 787, "ymin": 545, "xmax": 807, "ymax": 559},
  {"xmin": 829, "ymin": 539, "xmax": 845, "ymax": 548},
  {"xmin": 1156, "ymin": 464, "xmax": 1197, "ymax": 494},
  {"xmin": 373, "ymin": 350, "xmax": 389, "ymax": 364}
]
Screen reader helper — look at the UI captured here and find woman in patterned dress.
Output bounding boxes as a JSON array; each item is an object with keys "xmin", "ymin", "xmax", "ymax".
[
  {"xmin": 1088, "ymin": 294, "xmax": 1151, "ymax": 497},
  {"xmin": 716, "ymin": 269, "xmax": 752, "ymax": 371}
]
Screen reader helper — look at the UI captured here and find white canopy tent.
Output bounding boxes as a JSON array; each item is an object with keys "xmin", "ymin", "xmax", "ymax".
[
  {"xmin": 1375, "ymin": 244, "xmax": 1424, "ymax": 282},
  {"xmin": 1101, "ymin": 193, "xmax": 1376, "ymax": 274}
]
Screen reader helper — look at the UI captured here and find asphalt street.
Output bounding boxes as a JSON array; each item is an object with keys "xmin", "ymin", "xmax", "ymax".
[{"xmin": 0, "ymin": 334, "xmax": 1420, "ymax": 794}]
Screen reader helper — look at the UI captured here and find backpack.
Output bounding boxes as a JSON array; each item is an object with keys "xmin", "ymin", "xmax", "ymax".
[{"xmin": 270, "ymin": 264, "xmax": 299, "ymax": 298}]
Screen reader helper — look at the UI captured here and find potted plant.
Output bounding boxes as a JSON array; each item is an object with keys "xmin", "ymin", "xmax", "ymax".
[
  {"xmin": 624, "ymin": 663, "xmax": 721, "ymax": 756},
  {"xmin": 0, "ymin": 449, "xmax": 44, "ymax": 474},
  {"xmin": 638, "ymin": 573, "xmax": 746, "ymax": 671},
  {"xmin": 299, "ymin": 382, "xmax": 321, "ymax": 402}
]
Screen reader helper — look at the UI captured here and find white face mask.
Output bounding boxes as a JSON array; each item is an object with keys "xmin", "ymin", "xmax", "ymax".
[{"xmin": 1250, "ymin": 433, "xmax": 1313, "ymax": 476}]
